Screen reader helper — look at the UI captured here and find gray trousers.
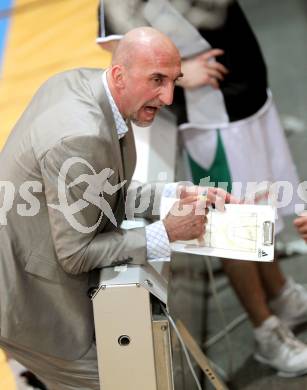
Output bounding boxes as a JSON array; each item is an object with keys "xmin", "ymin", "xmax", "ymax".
[{"xmin": 0, "ymin": 336, "xmax": 100, "ymax": 390}]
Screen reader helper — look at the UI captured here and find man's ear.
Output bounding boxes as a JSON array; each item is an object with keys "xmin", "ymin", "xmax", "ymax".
[{"xmin": 111, "ymin": 65, "xmax": 125, "ymax": 89}]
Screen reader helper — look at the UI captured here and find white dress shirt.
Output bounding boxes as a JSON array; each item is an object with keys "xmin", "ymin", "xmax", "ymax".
[{"xmin": 102, "ymin": 70, "xmax": 175, "ymax": 259}]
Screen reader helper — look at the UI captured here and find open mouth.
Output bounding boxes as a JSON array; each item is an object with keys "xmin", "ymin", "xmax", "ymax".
[{"xmin": 144, "ymin": 105, "xmax": 158, "ymax": 114}]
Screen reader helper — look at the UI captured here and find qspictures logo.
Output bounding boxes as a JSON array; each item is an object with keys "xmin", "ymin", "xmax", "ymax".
[
  {"xmin": 1, "ymin": 157, "xmax": 307, "ymax": 233},
  {"xmin": 0, "ymin": 157, "xmax": 126, "ymax": 233},
  {"xmin": 47, "ymin": 157, "xmax": 127, "ymax": 233}
]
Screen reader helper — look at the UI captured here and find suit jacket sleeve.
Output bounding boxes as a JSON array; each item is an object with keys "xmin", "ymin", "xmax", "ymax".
[
  {"xmin": 39, "ymin": 135, "xmax": 147, "ymax": 275},
  {"xmin": 125, "ymin": 180, "xmax": 166, "ymax": 221}
]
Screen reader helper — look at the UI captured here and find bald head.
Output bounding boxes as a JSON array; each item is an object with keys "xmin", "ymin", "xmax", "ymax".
[
  {"xmin": 107, "ymin": 27, "xmax": 182, "ymax": 127},
  {"xmin": 112, "ymin": 27, "xmax": 180, "ymax": 68}
]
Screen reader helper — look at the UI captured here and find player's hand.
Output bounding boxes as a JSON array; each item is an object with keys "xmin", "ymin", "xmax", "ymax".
[
  {"xmin": 294, "ymin": 214, "xmax": 307, "ymax": 242},
  {"xmin": 177, "ymin": 49, "xmax": 229, "ymax": 90}
]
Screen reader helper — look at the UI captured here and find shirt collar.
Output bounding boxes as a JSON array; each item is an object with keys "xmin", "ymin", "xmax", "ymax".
[{"xmin": 102, "ymin": 70, "xmax": 128, "ymax": 139}]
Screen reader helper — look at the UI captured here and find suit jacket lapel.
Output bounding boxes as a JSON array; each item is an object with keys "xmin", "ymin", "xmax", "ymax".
[{"xmin": 120, "ymin": 121, "xmax": 136, "ymax": 185}]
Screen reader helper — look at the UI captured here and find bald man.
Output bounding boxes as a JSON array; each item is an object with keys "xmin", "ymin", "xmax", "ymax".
[{"xmin": 0, "ymin": 27, "xmax": 235, "ymax": 389}]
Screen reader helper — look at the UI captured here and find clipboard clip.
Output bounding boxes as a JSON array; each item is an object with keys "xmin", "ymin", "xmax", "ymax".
[{"xmin": 263, "ymin": 221, "xmax": 274, "ymax": 246}]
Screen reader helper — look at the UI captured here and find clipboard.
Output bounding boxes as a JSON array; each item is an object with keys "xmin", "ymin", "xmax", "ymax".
[{"xmin": 160, "ymin": 200, "xmax": 275, "ymax": 262}]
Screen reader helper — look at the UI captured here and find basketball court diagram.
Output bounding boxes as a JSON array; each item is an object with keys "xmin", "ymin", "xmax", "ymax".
[{"xmin": 203, "ymin": 211, "xmax": 258, "ymax": 253}]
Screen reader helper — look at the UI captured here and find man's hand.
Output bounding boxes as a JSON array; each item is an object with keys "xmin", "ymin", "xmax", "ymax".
[
  {"xmin": 179, "ymin": 185, "xmax": 239, "ymax": 211},
  {"xmin": 163, "ymin": 195, "xmax": 208, "ymax": 243},
  {"xmin": 294, "ymin": 214, "xmax": 307, "ymax": 242},
  {"xmin": 177, "ymin": 49, "xmax": 229, "ymax": 90}
]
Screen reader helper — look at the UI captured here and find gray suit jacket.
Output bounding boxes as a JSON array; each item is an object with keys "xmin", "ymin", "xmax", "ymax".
[{"xmin": 0, "ymin": 68, "xmax": 162, "ymax": 360}]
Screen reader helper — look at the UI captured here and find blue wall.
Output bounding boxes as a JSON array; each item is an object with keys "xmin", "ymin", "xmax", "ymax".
[{"xmin": 0, "ymin": 0, "xmax": 13, "ymax": 75}]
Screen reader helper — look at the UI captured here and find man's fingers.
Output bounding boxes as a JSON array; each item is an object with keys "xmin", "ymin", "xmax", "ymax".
[
  {"xmin": 225, "ymin": 192, "xmax": 240, "ymax": 204},
  {"xmin": 179, "ymin": 187, "xmax": 196, "ymax": 198},
  {"xmin": 205, "ymin": 61, "xmax": 229, "ymax": 76},
  {"xmin": 204, "ymin": 188, "xmax": 239, "ymax": 210},
  {"xmin": 169, "ymin": 196, "xmax": 204, "ymax": 217},
  {"xmin": 294, "ymin": 216, "xmax": 307, "ymax": 227},
  {"xmin": 195, "ymin": 198, "xmax": 208, "ymax": 215},
  {"xmin": 206, "ymin": 68, "xmax": 225, "ymax": 81},
  {"xmin": 294, "ymin": 218, "xmax": 307, "ymax": 236},
  {"xmin": 180, "ymin": 195, "xmax": 199, "ymax": 205},
  {"xmin": 214, "ymin": 187, "xmax": 240, "ymax": 204},
  {"xmin": 180, "ymin": 186, "xmax": 239, "ymax": 207},
  {"xmin": 202, "ymin": 48, "xmax": 224, "ymax": 60},
  {"xmin": 209, "ymin": 61, "xmax": 229, "ymax": 74},
  {"xmin": 180, "ymin": 186, "xmax": 204, "ymax": 198}
]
